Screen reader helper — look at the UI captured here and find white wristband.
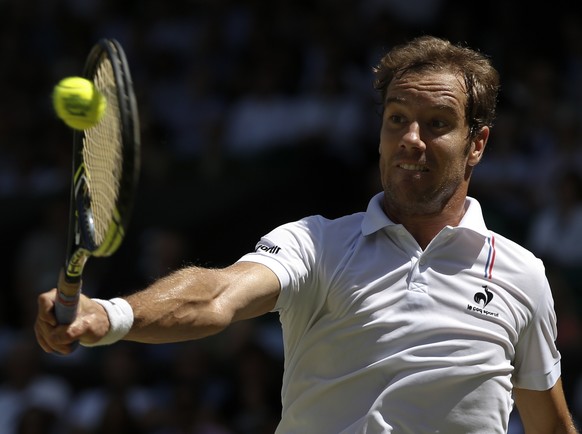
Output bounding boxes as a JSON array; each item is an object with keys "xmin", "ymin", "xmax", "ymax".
[{"xmin": 81, "ymin": 297, "xmax": 134, "ymax": 347}]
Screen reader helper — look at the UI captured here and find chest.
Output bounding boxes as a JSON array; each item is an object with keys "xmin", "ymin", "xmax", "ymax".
[{"xmin": 321, "ymin": 231, "xmax": 531, "ymax": 354}]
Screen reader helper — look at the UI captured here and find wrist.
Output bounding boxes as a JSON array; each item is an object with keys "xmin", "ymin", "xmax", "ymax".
[{"xmin": 81, "ymin": 297, "xmax": 134, "ymax": 347}]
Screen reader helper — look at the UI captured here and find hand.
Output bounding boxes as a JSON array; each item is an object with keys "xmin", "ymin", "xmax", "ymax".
[{"xmin": 34, "ymin": 289, "xmax": 110, "ymax": 354}]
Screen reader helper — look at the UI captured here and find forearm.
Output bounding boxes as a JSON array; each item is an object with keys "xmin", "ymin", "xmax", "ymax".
[
  {"xmin": 516, "ymin": 380, "xmax": 579, "ymax": 434},
  {"xmin": 551, "ymin": 418, "xmax": 579, "ymax": 434},
  {"xmin": 35, "ymin": 262, "xmax": 279, "ymax": 353},
  {"xmin": 124, "ymin": 266, "xmax": 233, "ymax": 344}
]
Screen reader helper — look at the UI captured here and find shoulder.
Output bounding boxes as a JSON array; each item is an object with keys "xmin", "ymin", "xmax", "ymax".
[
  {"xmin": 488, "ymin": 230, "xmax": 549, "ymax": 289},
  {"xmin": 274, "ymin": 211, "xmax": 366, "ymax": 242},
  {"xmin": 490, "ymin": 231, "xmax": 542, "ymax": 266},
  {"xmin": 247, "ymin": 211, "xmax": 365, "ymax": 266}
]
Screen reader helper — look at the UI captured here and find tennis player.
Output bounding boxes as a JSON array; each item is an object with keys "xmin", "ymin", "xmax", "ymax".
[{"xmin": 35, "ymin": 36, "xmax": 579, "ymax": 433}]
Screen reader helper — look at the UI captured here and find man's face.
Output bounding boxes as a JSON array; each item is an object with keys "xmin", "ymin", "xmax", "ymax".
[{"xmin": 378, "ymin": 70, "xmax": 487, "ymax": 220}]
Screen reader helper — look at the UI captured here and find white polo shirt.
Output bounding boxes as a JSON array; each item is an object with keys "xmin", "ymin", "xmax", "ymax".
[{"xmin": 238, "ymin": 193, "xmax": 561, "ymax": 434}]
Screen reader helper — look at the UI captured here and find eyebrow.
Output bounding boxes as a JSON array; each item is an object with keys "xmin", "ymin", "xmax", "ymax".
[{"xmin": 385, "ymin": 96, "xmax": 405, "ymax": 105}]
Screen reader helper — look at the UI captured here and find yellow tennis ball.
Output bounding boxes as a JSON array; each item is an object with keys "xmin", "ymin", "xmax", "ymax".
[{"xmin": 53, "ymin": 77, "xmax": 106, "ymax": 130}]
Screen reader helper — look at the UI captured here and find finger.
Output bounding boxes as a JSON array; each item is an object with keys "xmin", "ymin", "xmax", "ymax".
[
  {"xmin": 34, "ymin": 308, "xmax": 57, "ymax": 353},
  {"xmin": 34, "ymin": 322, "xmax": 70, "ymax": 354},
  {"xmin": 34, "ymin": 318, "xmax": 63, "ymax": 353},
  {"xmin": 48, "ymin": 325, "xmax": 78, "ymax": 355},
  {"xmin": 37, "ymin": 289, "xmax": 58, "ymax": 327},
  {"xmin": 35, "ymin": 330, "xmax": 72, "ymax": 354},
  {"xmin": 34, "ymin": 325, "xmax": 53, "ymax": 353},
  {"xmin": 34, "ymin": 307, "xmax": 77, "ymax": 354}
]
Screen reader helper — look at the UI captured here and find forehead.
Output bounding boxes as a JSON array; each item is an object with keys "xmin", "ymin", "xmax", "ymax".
[{"xmin": 385, "ymin": 70, "xmax": 467, "ymax": 113}]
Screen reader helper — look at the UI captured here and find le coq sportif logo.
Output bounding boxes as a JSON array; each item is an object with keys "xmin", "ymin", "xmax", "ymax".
[
  {"xmin": 474, "ymin": 285, "xmax": 494, "ymax": 307},
  {"xmin": 467, "ymin": 285, "xmax": 499, "ymax": 318}
]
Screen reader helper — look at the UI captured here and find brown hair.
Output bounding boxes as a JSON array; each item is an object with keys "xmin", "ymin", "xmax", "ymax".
[{"xmin": 374, "ymin": 35, "xmax": 500, "ymax": 139}]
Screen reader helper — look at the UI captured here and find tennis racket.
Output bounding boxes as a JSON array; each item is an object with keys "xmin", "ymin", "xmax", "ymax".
[{"xmin": 55, "ymin": 38, "xmax": 140, "ymax": 328}]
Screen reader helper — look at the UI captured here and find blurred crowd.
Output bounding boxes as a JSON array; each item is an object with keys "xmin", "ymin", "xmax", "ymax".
[{"xmin": 1, "ymin": 0, "xmax": 582, "ymax": 433}]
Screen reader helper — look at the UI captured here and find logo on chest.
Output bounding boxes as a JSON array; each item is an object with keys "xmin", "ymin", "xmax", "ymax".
[{"xmin": 467, "ymin": 285, "xmax": 499, "ymax": 317}]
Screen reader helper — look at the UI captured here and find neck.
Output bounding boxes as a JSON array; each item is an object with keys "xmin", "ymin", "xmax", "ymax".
[{"xmin": 383, "ymin": 195, "xmax": 467, "ymax": 250}]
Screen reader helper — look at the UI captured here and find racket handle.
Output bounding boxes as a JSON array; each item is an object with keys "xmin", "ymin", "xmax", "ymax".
[{"xmin": 56, "ymin": 268, "xmax": 81, "ymax": 325}]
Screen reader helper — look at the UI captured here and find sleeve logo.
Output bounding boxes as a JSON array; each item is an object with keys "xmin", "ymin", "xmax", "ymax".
[{"xmin": 256, "ymin": 244, "xmax": 281, "ymax": 255}]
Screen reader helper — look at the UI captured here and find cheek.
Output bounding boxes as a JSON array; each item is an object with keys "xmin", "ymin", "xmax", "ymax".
[
  {"xmin": 378, "ymin": 135, "xmax": 390, "ymax": 158},
  {"xmin": 438, "ymin": 137, "xmax": 470, "ymax": 166},
  {"xmin": 445, "ymin": 152, "xmax": 472, "ymax": 180},
  {"xmin": 379, "ymin": 118, "xmax": 397, "ymax": 144},
  {"xmin": 377, "ymin": 152, "xmax": 391, "ymax": 187},
  {"xmin": 378, "ymin": 128, "xmax": 399, "ymax": 156}
]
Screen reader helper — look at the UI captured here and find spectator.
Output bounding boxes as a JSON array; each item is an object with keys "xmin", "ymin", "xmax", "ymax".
[
  {"xmin": 0, "ymin": 335, "xmax": 71, "ymax": 434},
  {"xmin": 526, "ymin": 168, "xmax": 582, "ymax": 269}
]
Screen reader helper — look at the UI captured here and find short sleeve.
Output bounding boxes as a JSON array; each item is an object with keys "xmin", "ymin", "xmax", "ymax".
[
  {"xmin": 511, "ymin": 271, "xmax": 561, "ymax": 391},
  {"xmin": 237, "ymin": 217, "xmax": 319, "ymax": 312}
]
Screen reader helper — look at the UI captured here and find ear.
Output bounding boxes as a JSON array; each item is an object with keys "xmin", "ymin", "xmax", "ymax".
[{"xmin": 467, "ymin": 126, "xmax": 489, "ymax": 167}]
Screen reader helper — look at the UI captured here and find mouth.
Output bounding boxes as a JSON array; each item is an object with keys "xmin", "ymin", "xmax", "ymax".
[{"xmin": 397, "ymin": 163, "xmax": 429, "ymax": 172}]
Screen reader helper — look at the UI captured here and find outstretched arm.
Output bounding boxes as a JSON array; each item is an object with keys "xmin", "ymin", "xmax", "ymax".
[
  {"xmin": 514, "ymin": 378, "xmax": 579, "ymax": 434},
  {"xmin": 35, "ymin": 261, "xmax": 280, "ymax": 354}
]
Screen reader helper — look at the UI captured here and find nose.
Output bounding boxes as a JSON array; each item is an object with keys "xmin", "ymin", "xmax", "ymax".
[{"xmin": 401, "ymin": 122, "xmax": 425, "ymax": 150}]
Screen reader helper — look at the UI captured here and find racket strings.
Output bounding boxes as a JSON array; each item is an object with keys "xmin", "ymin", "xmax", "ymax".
[{"xmin": 83, "ymin": 57, "xmax": 123, "ymax": 246}]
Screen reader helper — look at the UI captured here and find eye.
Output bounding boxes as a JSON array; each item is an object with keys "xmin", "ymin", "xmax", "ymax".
[
  {"xmin": 430, "ymin": 119, "xmax": 448, "ymax": 129},
  {"xmin": 382, "ymin": 109, "xmax": 408, "ymax": 131},
  {"xmin": 386, "ymin": 113, "xmax": 407, "ymax": 126}
]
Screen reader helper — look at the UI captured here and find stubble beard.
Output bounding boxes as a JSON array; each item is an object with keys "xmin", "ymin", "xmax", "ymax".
[{"xmin": 382, "ymin": 179, "xmax": 460, "ymax": 220}]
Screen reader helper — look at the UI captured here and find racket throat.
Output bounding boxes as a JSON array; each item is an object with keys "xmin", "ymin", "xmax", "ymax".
[{"xmin": 63, "ymin": 248, "xmax": 90, "ymax": 286}]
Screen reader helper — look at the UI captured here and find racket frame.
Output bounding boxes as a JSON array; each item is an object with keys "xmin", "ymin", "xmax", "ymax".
[{"xmin": 56, "ymin": 38, "xmax": 140, "ymax": 325}]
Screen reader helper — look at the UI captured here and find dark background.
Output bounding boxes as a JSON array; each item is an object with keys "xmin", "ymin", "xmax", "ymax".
[{"xmin": 1, "ymin": 1, "xmax": 581, "ymax": 433}]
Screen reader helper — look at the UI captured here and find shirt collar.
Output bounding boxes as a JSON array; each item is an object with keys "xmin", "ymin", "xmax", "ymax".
[
  {"xmin": 457, "ymin": 196, "xmax": 489, "ymax": 237},
  {"xmin": 361, "ymin": 192, "xmax": 490, "ymax": 238},
  {"xmin": 361, "ymin": 192, "xmax": 398, "ymax": 236}
]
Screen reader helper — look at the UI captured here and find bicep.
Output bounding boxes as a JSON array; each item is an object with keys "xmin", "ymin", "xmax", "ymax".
[
  {"xmin": 514, "ymin": 378, "xmax": 578, "ymax": 434},
  {"xmin": 221, "ymin": 261, "xmax": 281, "ymax": 322}
]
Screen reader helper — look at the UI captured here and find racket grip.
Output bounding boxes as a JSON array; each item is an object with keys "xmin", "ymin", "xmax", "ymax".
[{"xmin": 56, "ymin": 268, "xmax": 81, "ymax": 325}]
